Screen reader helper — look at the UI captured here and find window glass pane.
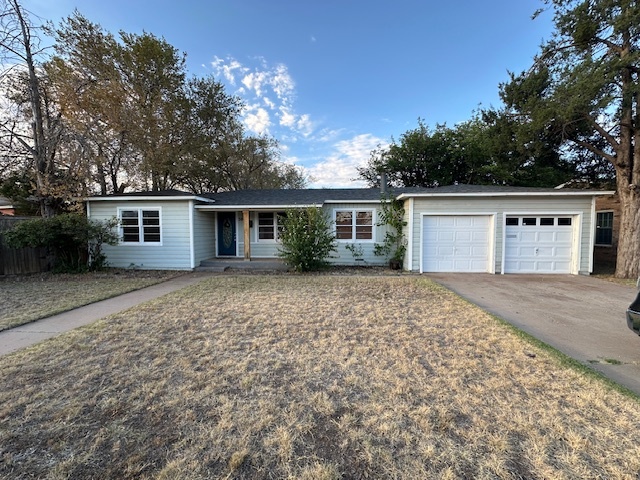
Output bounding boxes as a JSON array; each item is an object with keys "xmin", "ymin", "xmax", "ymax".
[
  {"xmin": 597, "ymin": 212, "xmax": 613, "ymax": 228},
  {"xmin": 142, "ymin": 210, "xmax": 159, "ymax": 218},
  {"xmin": 540, "ymin": 218, "xmax": 554, "ymax": 226},
  {"xmin": 259, "ymin": 228, "xmax": 274, "ymax": 239},
  {"xmin": 523, "ymin": 218, "xmax": 537, "ymax": 226},
  {"xmin": 122, "ymin": 228, "xmax": 139, "ymax": 242},
  {"xmin": 121, "ymin": 210, "xmax": 139, "ymax": 242},
  {"xmin": 335, "ymin": 211, "xmax": 353, "ymax": 225},
  {"xmin": 596, "ymin": 212, "xmax": 613, "ymax": 245},
  {"xmin": 143, "ymin": 232, "xmax": 161, "ymax": 242},
  {"xmin": 558, "ymin": 218, "xmax": 572, "ymax": 226},
  {"xmin": 505, "ymin": 218, "xmax": 518, "ymax": 226},
  {"xmin": 355, "ymin": 226, "xmax": 373, "ymax": 239},
  {"xmin": 336, "ymin": 225, "xmax": 352, "ymax": 239},
  {"xmin": 258, "ymin": 212, "xmax": 273, "ymax": 225},
  {"xmin": 143, "ymin": 217, "xmax": 159, "ymax": 226},
  {"xmin": 356, "ymin": 211, "xmax": 373, "ymax": 225}
]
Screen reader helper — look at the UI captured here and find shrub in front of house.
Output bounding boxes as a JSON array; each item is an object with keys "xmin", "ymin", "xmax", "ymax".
[
  {"xmin": 278, "ymin": 207, "xmax": 336, "ymax": 272},
  {"xmin": 4, "ymin": 214, "xmax": 119, "ymax": 272}
]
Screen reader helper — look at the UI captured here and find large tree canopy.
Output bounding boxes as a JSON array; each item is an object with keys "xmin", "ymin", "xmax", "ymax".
[
  {"xmin": 501, "ymin": 0, "xmax": 640, "ymax": 278},
  {"xmin": 358, "ymin": 115, "xmax": 578, "ymax": 189},
  {"xmin": 0, "ymin": 7, "xmax": 306, "ymax": 215}
]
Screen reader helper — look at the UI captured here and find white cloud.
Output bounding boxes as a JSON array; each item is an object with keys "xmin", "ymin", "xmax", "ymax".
[
  {"xmin": 244, "ymin": 107, "xmax": 271, "ymax": 135},
  {"xmin": 211, "ymin": 56, "xmax": 246, "ymax": 85},
  {"xmin": 270, "ymin": 64, "xmax": 295, "ymax": 101},
  {"xmin": 307, "ymin": 134, "xmax": 387, "ymax": 188},
  {"xmin": 296, "ymin": 114, "xmax": 313, "ymax": 137},
  {"xmin": 279, "ymin": 107, "xmax": 296, "ymax": 128},
  {"xmin": 210, "ymin": 55, "xmax": 312, "ymax": 139},
  {"xmin": 241, "ymin": 71, "xmax": 268, "ymax": 97}
]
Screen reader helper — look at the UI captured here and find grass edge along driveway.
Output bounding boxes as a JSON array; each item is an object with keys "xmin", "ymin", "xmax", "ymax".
[{"xmin": 1, "ymin": 275, "xmax": 640, "ymax": 479}]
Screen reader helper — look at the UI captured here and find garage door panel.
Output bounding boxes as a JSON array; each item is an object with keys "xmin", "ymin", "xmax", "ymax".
[
  {"xmin": 538, "ymin": 231, "xmax": 555, "ymax": 242},
  {"xmin": 504, "ymin": 216, "xmax": 574, "ymax": 274},
  {"xmin": 556, "ymin": 231, "xmax": 573, "ymax": 242},
  {"xmin": 423, "ymin": 215, "xmax": 490, "ymax": 273}
]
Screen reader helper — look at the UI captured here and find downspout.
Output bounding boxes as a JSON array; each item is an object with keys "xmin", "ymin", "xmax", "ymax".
[{"xmin": 189, "ymin": 200, "xmax": 195, "ymax": 269}]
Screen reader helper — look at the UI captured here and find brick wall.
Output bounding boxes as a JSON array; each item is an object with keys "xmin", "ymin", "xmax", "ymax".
[{"xmin": 593, "ymin": 194, "xmax": 620, "ymax": 272}]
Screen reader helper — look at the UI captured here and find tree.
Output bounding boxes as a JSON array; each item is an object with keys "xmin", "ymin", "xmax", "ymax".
[
  {"xmin": 0, "ymin": 0, "xmax": 63, "ymax": 216},
  {"xmin": 358, "ymin": 116, "xmax": 575, "ymax": 189},
  {"xmin": 501, "ymin": 0, "xmax": 640, "ymax": 278}
]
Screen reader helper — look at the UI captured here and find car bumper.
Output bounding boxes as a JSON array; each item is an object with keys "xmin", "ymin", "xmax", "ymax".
[{"xmin": 627, "ymin": 309, "xmax": 640, "ymax": 334}]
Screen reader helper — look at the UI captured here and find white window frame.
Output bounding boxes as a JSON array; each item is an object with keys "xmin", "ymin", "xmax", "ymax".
[
  {"xmin": 595, "ymin": 210, "xmax": 614, "ymax": 247},
  {"xmin": 256, "ymin": 211, "xmax": 285, "ymax": 243},
  {"xmin": 333, "ymin": 208, "xmax": 375, "ymax": 242},
  {"xmin": 117, "ymin": 207, "xmax": 163, "ymax": 246}
]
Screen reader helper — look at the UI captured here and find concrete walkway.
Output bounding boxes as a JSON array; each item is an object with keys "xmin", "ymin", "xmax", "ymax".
[{"xmin": 0, "ymin": 272, "xmax": 214, "ymax": 356}]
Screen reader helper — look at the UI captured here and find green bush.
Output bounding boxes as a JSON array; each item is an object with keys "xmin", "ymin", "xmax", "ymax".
[
  {"xmin": 374, "ymin": 195, "xmax": 407, "ymax": 268},
  {"xmin": 4, "ymin": 214, "xmax": 119, "ymax": 272},
  {"xmin": 278, "ymin": 207, "xmax": 336, "ymax": 272}
]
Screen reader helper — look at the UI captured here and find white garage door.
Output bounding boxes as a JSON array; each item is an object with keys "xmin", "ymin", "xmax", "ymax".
[
  {"xmin": 504, "ymin": 216, "xmax": 574, "ymax": 274},
  {"xmin": 422, "ymin": 215, "xmax": 490, "ymax": 272}
]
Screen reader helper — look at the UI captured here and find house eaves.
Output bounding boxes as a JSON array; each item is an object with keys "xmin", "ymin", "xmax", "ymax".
[
  {"xmin": 397, "ymin": 190, "xmax": 615, "ymax": 200},
  {"xmin": 86, "ymin": 195, "xmax": 216, "ymax": 203},
  {"xmin": 195, "ymin": 203, "xmax": 323, "ymax": 210}
]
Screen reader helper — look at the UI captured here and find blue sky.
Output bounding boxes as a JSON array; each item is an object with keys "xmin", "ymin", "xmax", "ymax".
[{"xmin": 25, "ymin": 0, "xmax": 554, "ymax": 188}]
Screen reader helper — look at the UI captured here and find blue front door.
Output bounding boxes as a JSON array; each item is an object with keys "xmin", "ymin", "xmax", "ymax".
[{"xmin": 217, "ymin": 212, "xmax": 237, "ymax": 256}]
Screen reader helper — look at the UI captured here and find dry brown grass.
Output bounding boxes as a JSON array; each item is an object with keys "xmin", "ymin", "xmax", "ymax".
[
  {"xmin": 1, "ymin": 275, "xmax": 640, "ymax": 479},
  {"xmin": 0, "ymin": 269, "xmax": 180, "ymax": 331}
]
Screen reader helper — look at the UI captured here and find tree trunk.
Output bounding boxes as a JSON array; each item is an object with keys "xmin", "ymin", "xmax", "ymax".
[{"xmin": 615, "ymin": 182, "xmax": 640, "ymax": 278}]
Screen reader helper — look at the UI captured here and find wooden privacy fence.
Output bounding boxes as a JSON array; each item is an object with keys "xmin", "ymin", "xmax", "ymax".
[{"xmin": 0, "ymin": 216, "xmax": 52, "ymax": 276}]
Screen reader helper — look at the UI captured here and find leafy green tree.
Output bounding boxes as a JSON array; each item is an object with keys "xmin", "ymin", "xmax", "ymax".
[
  {"xmin": 4, "ymin": 213, "xmax": 119, "ymax": 271},
  {"xmin": 358, "ymin": 116, "xmax": 575, "ymax": 189},
  {"xmin": 501, "ymin": 0, "xmax": 640, "ymax": 278},
  {"xmin": 278, "ymin": 207, "xmax": 336, "ymax": 272}
]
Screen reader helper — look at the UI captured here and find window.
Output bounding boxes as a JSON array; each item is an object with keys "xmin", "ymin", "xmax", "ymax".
[
  {"xmin": 596, "ymin": 211, "xmax": 613, "ymax": 246},
  {"xmin": 558, "ymin": 217, "xmax": 572, "ymax": 226},
  {"xmin": 119, "ymin": 208, "xmax": 161, "ymax": 244},
  {"xmin": 540, "ymin": 218, "xmax": 554, "ymax": 226},
  {"xmin": 257, "ymin": 212, "xmax": 286, "ymax": 241},
  {"xmin": 505, "ymin": 218, "xmax": 519, "ymax": 226},
  {"xmin": 335, "ymin": 209, "xmax": 373, "ymax": 240},
  {"xmin": 522, "ymin": 218, "xmax": 537, "ymax": 226}
]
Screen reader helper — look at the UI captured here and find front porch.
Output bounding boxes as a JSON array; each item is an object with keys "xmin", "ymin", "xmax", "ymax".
[{"xmin": 195, "ymin": 258, "xmax": 289, "ymax": 273}]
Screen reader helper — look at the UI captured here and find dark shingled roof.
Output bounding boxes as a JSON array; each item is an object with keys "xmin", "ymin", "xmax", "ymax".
[
  {"xmin": 102, "ymin": 189, "xmax": 195, "ymax": 197},
  {"xmin": 202, "ymin": 184, "xmax": 606, "ymax": 205},
  {"xmin": 88, "ymin": 185, "xmax": 609, "ymax": 204},
  {"xmin": 200, "ymin": 188, "xmax": 405, "ymax": 206}
]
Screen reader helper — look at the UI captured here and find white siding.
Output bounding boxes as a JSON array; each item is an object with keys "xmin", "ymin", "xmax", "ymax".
[
  {"xmin": 407, "ymin": 196, "xmax": 595, "ymax": 274},
  {"xmin": 193, "ymin": 209, "xmax": 216, "ymax": 265},
  {"xmin": 232, "ymin": 205, "xmax": 391, "ymax": 265},
  {"xmin": 325, "ymin": 203, "xmax": 389, "ymax": 266},
  {"xmin": 89, "ymin": 200, "xmax": 193, "ymax": 270}
]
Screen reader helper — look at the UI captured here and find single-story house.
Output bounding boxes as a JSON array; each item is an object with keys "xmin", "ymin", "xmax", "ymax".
[{"xmin": 85, "ymin": 184, "xmax": 613, "ymax": 274}]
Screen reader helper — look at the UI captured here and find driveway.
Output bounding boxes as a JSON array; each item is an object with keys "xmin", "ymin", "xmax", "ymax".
[{"xmin": 427, "ymin": 273, "xmax": 640, "ymax": 395}]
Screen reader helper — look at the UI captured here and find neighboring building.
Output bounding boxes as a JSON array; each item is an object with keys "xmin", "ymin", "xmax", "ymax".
[
  {"xmin": 0, "ymin": 196, "xmax": 15, "ymax": 216},
  {"xmin": 593, "ymin": 193, "xmax": 620, "ymax": 271},
  {"xmin": 85, "ymin": 185, "xmax": 613, "ymax": 274}
]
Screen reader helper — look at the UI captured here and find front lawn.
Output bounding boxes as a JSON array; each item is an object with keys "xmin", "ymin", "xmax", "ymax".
[
  {"xmin": 0, "ymin": 269, "xmax": 180, "ymax": 331},
  {"xmin": 1, "ymin": 275, "xmax": 639, "ymax": 479}
]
